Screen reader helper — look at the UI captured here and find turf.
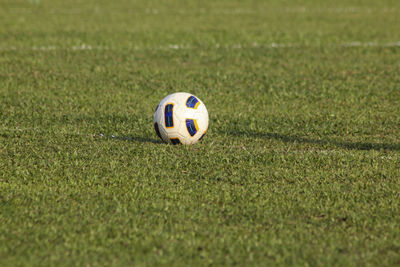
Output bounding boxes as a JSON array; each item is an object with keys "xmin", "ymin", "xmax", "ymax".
[{"xmin": 1, "ymin": 0, "xmax": 400, "ymax": 266}]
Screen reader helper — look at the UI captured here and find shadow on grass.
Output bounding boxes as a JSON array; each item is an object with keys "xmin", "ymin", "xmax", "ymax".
[
  {"xmin": 105, "ymin": 135, "xmax": 163, "ymax": 144},
  {"xmin": 227, "ymin": 130, "xmax": 400, "ymax": 151}
]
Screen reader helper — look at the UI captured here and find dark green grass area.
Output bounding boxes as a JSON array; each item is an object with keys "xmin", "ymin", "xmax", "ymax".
[{"xmin": 1, "ymin": 0, "xmax": 400, "ymax": 266}]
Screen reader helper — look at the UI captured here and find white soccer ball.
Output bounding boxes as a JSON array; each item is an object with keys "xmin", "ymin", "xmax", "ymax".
[{"xmin": 153, "ymin": 92, "xmax": 209, "ymax": 145}]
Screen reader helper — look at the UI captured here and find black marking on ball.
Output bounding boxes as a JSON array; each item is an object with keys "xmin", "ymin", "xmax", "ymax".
[{"xmin": 170, "ymin": 138, "xmax": 181, "ymax": 145}]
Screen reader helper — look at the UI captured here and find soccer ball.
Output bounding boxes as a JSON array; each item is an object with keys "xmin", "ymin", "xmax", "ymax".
[{"xmin": 153, "ymin": 92, "xmax": 209, "ymax": 145}]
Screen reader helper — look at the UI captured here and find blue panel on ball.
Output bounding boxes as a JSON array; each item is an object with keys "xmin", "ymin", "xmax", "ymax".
[
  {"xmin": 164, "ymin": 104, "xmax": 174, "ymax": 128},
  {"xmin": 186, "ymin": 96, "xmax": 200, "ymax": 109},
  {"xmin": 186, "ymin": 119, "xmax": 198, "ymax": 137}
]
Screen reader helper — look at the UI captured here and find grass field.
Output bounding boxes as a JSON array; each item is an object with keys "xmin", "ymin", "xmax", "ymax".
[{"xmin": 1, "ymin": 0, "xmax": 400, "ymax": 266}]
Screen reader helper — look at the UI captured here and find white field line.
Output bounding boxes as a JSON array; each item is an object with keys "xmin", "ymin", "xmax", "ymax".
[
  {"xmin": 1, "ymin": 42, "xmax": 400, "ymax": 52},
  {"xmin": 137, "ymin": 7, "xmax": 396, "ymax": 15},
  {"xmin": 5, "ymin": 7, "xmax": 400, "ymax": 15},
  {"xmin": 342, "ymin": 41, "xmax": 400, "ymax": 47},
  {"xmin": 0, "ymin": 129, "xmax": 396, "ymax": 160},
  {"xmin": 92, "ymin": 134, "xmax": 397, "ymax": 160}
]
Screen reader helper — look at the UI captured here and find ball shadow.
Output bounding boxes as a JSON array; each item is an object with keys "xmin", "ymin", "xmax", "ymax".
[{"xmin": 225, "ymin": 130, "xmax": 400, "ymax": 151}]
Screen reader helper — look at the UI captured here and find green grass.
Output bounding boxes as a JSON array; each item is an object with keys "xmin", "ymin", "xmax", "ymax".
[{"xmin": 1, "ymin": 0, "xmax": 400, "ymax": 266}]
